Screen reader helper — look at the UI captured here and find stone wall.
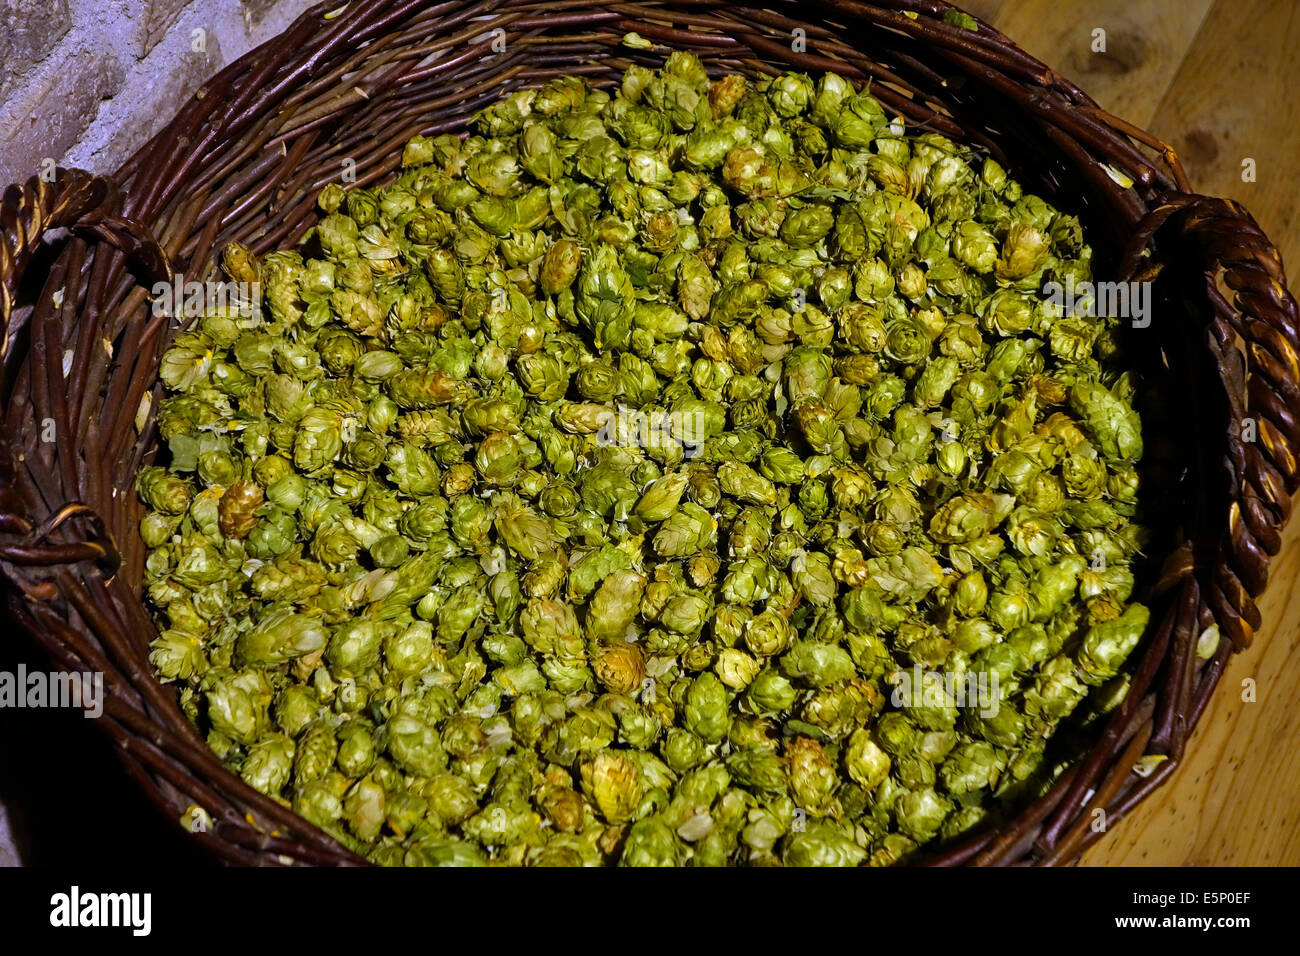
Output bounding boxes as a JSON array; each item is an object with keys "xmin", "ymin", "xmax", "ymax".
[{"xmin": 0, "ymin": 0, "xmax": 318, "ymax": 188}]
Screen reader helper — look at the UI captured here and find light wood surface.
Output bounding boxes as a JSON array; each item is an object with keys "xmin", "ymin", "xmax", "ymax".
[{"xmin": 966, "ymin": 0, "xmax": 1300, "ymax": 866}]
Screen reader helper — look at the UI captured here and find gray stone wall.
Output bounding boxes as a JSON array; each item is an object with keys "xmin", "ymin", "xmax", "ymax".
[{"xmin": 0, "ymin": 0, "xmax": 318, "ymax": 188}]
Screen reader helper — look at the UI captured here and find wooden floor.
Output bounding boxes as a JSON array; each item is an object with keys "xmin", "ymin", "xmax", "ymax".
[{"xmin": 959, "ymin": 0, "xmax": 1300, "ymax": 866}]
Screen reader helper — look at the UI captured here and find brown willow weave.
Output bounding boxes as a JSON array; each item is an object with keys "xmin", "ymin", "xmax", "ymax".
[{"xmin": 1, "ymin": 0, "xmax": 1296, "ymax": 867}]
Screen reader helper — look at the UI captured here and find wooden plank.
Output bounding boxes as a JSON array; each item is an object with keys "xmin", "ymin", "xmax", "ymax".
[
  {"xmin": 1141, "ymin": 0, "xmax": 1300, "ymax": 269},
  {"xmin": 1078, "ymin": 0, "xmax": 1300, "ymax": 865},
  {"xmin": 960, "ymin": 0, "xmax": 1006, "ymax": 24},
  {"xmin": 988, "ymin": 0, "xmax": 1214, "ymax": 127}
]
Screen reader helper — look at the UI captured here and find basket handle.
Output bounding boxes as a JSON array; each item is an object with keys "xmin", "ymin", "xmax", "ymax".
[
  {"xmin": 1121, "ymin": 194, "xmax": 1300, "ymax": 653},
  {"xmin": 0, "ymin": 168, "xmax": 169, "ymax": 570},
  {"xmin": 0, "ymin": 167, "xmax": 171, "ymax": 362}
]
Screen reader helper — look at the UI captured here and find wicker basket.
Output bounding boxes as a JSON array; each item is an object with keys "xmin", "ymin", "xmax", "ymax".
[{"xmin": 1, "ymin": 0, "xmax": 1295, "ymax": 867}]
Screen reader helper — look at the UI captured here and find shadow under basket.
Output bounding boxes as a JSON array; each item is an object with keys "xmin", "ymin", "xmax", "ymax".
[{"xmin": 1, "ymin": 0, "xmax": 1297, "ymax": 866}]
